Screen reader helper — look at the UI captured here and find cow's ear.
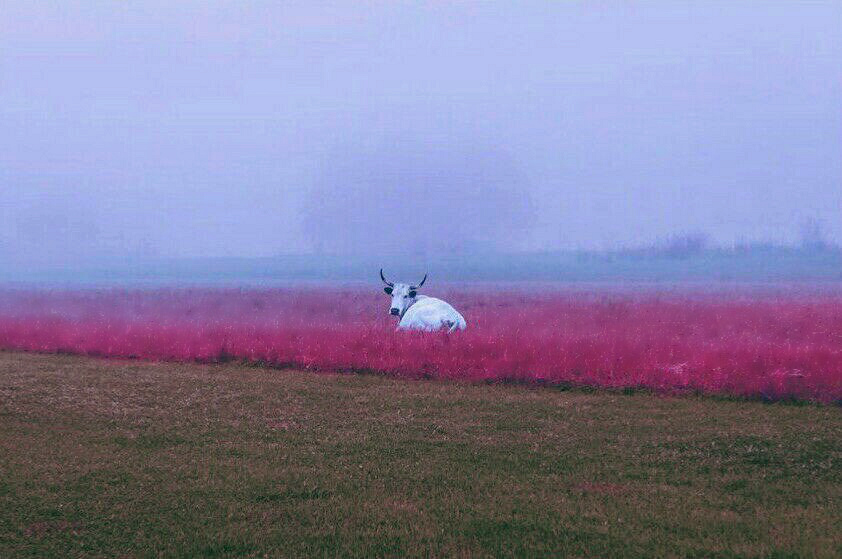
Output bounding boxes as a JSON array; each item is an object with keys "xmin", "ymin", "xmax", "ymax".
[
  {"xmin": 408, "ymin": 290, "xmax": 417, "ymax": 298},
  {"xmin": 384, "ymin": 287, "xmax": 393, "ymax": 295}
]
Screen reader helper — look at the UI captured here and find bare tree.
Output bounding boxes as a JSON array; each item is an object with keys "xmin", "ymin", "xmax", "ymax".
[
  {"xmin": 798, "ymin": 217, "xmax": 829, "ymax": 251},
  {"xmin": 654, "ymin": 232, "xmax": 710, "ymax": 258}
]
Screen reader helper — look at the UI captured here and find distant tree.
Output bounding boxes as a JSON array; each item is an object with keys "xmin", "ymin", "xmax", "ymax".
[
  {"xmin": 303, "ymin": 142, "xmax": 534, "ymax": 258},
  {"xmin": 653, "ymin": 232, "xmax": 710, "ymax": 258},
  {"xmin": 798, "ymin": 217, "xmax": 829, "ymax": 251}
]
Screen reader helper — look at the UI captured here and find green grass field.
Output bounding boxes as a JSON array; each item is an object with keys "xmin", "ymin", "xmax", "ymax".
[{"xmin": 0, "ymin": 352, "xmax": 840, "ymax": 558}]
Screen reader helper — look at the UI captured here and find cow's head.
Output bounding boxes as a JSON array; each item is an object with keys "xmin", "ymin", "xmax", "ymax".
[{"xmin": 380, "ymin": 269, "xmax": 427, "ymax": 318}]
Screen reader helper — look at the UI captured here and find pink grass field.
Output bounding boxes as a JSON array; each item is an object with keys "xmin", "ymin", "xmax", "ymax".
[{"xmin": 1, "ymin": 286, "xmax": 841, "ymax": 403}]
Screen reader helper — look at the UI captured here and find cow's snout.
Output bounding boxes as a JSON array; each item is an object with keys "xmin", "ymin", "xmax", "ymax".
[{"xmin": 390, "ymin": 308, "xmax": 401, "ymax": 316}]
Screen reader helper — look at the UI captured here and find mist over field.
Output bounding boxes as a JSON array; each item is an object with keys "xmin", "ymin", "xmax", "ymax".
[
  {"xmin": 1, "ymin": 2, "xmax": 840, "ymax": 284},
  {"xmin": 3, "ymin": 7, "xmax": 842, "ymax": 555}
]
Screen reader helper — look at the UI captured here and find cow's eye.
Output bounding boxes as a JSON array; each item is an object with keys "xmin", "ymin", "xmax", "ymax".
[
  {"xmin": 408, "ymin": 291, "xmax": 416, "ymax": 298},
  {"xmin": 384, "ymin": 287, "xmax": 393, "ymax": 295}
]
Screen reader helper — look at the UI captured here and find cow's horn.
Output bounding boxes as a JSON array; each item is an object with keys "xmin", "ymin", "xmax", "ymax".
[
  {"xmin": 380, "ymin": 269, "xmax": 394, "ymax": 287},
  {"xmin": 412, "ymin": 273, "xmax": 427, "ymax": 289}
]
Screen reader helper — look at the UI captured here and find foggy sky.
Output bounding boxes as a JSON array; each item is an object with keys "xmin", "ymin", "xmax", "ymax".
[{"xmin": 1, "ymin": 1, "xmax": 840, "ymax": 266}]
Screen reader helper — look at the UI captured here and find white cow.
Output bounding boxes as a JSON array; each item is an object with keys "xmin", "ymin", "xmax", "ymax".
[{"xmin": 380, "ymin": 269, "xmax": 467, "ymax": 332}]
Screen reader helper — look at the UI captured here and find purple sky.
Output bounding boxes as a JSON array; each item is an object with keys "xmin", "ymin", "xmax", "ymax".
[{"xmin": 1, "ymin": 1, "xmax": 840, "ymax": 264}]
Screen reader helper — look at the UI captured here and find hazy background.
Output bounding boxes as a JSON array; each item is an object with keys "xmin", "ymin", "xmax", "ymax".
[{"xmin": 1, "ymin": 1, "xmax": 840, "ymax": 281}]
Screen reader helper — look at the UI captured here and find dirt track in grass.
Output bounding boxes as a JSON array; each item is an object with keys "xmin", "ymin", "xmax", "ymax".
[{"xmin": 0, "ymin": 352, "xmax": 840, "ymax": 557}]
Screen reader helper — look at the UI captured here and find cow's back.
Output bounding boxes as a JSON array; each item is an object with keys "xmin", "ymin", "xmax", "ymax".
[{"xmin": 398, "ymin": 297, "xmax": 466, "ymax": 332}]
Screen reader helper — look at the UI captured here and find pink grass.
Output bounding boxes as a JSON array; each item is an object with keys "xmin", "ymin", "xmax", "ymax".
[{"xmin": 1, "ymin": 286, "xmax": 841, "ymax": 403}]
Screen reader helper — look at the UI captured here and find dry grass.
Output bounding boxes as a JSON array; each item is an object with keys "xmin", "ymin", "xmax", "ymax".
[{"xmin": 0, "ymin": 352, "xmax": 840, "ymax": 557}]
